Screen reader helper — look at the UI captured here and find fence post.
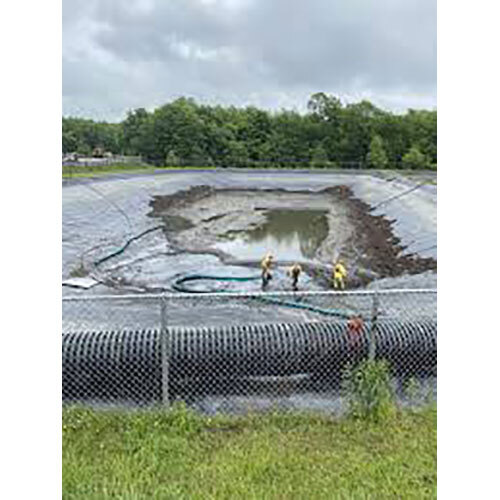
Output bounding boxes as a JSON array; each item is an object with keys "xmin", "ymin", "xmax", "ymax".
[
  {"xmin": 160, "ymin": 296, "xmax": 170, "ymax": 408},
  {"xmin": 368, "ymin": 292, "xmax": 379, "ymax": 360}
]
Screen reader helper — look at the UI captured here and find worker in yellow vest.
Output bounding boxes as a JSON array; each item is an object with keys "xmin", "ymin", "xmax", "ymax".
[
  {"xmin": 287, "ymin": 263, "xmax": 303, "ymax": 291},
  {"xmin": 261, "ymin": 252, "xmax": 274, "ymax": 289},
  {"xmin": 333, "ymin": 260, "xmax": 348, "ymax": 290}
]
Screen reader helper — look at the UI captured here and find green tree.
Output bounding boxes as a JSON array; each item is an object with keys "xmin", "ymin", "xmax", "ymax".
[
  {"xmin": 152, "ymin": 98, "xmax": 209, "ymax": 166},
  {"xmin": 372, "ymin": 113, "xmax": 408, "ymax": 168},
  {"xmin": 222, "ymin": 140, "xmax": 249, "ymax": 168},
  {"xmin": 233, "ymin": 106, "xmax": 272, "ymax": 163},
  {"xmin": 366, "ymin": 135, "xmax": 389, "ymax": 169},
  {"xmin": 307, "ymin": 93, "xmax": 343, "ymax": 164},
  {"xmin": 122, "ymin": 108, "xmax": 155, "ymax": 159},
  {"xmin": 336, "ymin": 102, "xmax": 375, "ymax": 167},
  {"xmin": 62, "ymin": 131, "xmax": 78, "ymax": 153},
  {"xmin": 264, "ymin": 110, "xmax": 310, "ymax": 167},
  {"xmin": 62, "ymin": 95, "xmax": 436, "ymax": 171},
  {"xmin": 165, "ymin": 150, "xmax": 181, "ymax": 167},
  {"xmin": 307, "ymin": 92, "xmax": 343, "ymax": 127},
  {"xmin": 310, "ymin": 144, "xmax": 329, "ymax": 168},
  {"xmin": 404, "ymin": 109, "xmax": 437, "ymax": 165},
  {"xmin": 402, "ymin": 145, "xmax": 428, "ymax": 170}
]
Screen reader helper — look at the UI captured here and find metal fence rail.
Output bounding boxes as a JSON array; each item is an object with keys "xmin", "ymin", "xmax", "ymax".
[{"xmin": 62, "ymin": 289, "xmax": 437, "ymax": 414}]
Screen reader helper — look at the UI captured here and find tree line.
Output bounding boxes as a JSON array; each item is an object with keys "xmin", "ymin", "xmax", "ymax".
[{"xmin": 62, "ymin": 93, "xmax": 436, "ymax": 170}]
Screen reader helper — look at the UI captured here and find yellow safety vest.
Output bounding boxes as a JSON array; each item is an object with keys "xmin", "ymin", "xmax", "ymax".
[{"xmin": 334, "ymin": 264, "xmax": 347, "ymax": 278}]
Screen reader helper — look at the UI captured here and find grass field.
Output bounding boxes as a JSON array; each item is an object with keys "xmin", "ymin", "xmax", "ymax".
[
  {"xmin": 61, "ymin": 164, "xmax": 224, "ymax": 178},
  {"xmin": 62, "ymin": 163, "xmax": 437, "ymax": 180},
  {"xmin": 62, "ymin": 163, "xmax": 157, "ymax": 178},
  {"xmin": 63, "ymin": 404, "xmax": 436, "ymax": 499}
]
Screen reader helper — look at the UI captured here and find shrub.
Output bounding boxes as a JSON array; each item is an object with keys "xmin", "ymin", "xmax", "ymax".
[
  {"xmin": 366, "ymin": 135, "xmax": 389, "ymax": 169},
  {"xmin": 342, "ymin": 359, "xmax": 396, "ymax": 422},
  {"xmin": 402, "ymin": 145, "xmax": 428, "ymax": 170}
]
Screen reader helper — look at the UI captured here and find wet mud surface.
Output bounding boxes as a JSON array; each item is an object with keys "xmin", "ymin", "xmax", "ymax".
[{"xmin": 148, "ymin": 185, "xmax": 436, "ymax": 289}]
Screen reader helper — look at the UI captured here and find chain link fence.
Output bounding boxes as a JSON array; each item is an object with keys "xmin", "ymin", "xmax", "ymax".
[{"xmin": 62, "ymin": 289, "xmax": 436, "ymax": 414}]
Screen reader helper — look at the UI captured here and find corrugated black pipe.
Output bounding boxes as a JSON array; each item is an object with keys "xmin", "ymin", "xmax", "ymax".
[{"xmin": 62, "ymin": 319, "xmax": 436, "ymax": 404}]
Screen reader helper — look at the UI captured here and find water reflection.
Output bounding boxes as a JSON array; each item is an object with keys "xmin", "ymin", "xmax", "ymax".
[{"xmin": 216, "ymin": 209, "xmax": 329, "ymax": 261}]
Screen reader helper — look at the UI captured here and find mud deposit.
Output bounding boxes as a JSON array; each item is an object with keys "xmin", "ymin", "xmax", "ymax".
[{"xmin": 149, "ymin": 185, "xmax": 436, "ymax": 288}]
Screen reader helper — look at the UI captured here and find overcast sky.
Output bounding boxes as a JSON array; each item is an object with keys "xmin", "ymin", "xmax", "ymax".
[{"xmin": 63, "ymin": 0, "xmax": 436, "ymax": 122}]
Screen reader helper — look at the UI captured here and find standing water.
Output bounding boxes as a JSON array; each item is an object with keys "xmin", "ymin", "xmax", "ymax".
[{"xmin": 215, "ymin": 209, "xmax": 329, "ymax": 261}]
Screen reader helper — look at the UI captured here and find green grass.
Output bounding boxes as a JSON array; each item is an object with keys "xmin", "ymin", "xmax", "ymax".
[
  {"xmin": 62, "ymin": 165, "xmax": 225, "ymax": 179},
  {"xmin": 62, "ymin": 164, "xmax": 157, "ymax": 178},
  {"xmin": 63, "ymin": 163, "xmax": 437, "ymax": 179},
  {"xmin": 63, "ymin": 404, "xmax": 436, "ymax": 499}
]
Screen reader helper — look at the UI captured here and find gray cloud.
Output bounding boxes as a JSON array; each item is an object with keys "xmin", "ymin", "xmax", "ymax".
[{"xmin": 63, "ymin": 0, "xmax": 436, "ymax": 121}]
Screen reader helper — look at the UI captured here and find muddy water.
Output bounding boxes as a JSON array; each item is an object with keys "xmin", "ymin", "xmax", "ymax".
[{"xmin": 215, "ymin": 209, "xmax": 329, "ymax": 261}]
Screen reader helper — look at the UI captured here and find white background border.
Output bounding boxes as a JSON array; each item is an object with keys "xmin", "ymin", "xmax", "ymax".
[{"xmin": 3, "ymin": 0, "xmax": 500, "ymax": 496}]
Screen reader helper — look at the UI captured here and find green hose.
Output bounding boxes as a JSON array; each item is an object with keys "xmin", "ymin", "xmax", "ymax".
[
  {"xmin": 93, "ymin": 226, "xmax": 164, "ymax": 267},
  {"xmin": 172, "ymin": 274, "xmax": 261, "ymax": 291},
  {"xmin": 172, "ymin": 273, "xmax": 356, "ymax": 319},
  {"xmin": 91, "ymin": 229, "xmax": 356, "ymax": 320}
]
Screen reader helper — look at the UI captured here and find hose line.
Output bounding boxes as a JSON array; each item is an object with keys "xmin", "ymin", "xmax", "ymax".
[
  {"xmin": 93, "ymin": 225, "xmax": 164, "ymax": 267},
  {"xmin": 91, "ymin": 229, "xmax": 357, "ymax": 319},
  {"xmin": 172, "ymin": 273, "xmax": 357, "ymax": 319}
]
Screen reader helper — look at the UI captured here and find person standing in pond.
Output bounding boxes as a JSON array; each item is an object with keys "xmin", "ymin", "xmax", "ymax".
[
  {"xmin": 287, "ymin": 263, "xmax": 302, "ymax": 291},
  {"xmin": 333, "ymin": 260, "xmax": 348, "ymax": 290},
  {"xmin": 261, "ymin": 252, "xmax": 274, "ymax": 289}
]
